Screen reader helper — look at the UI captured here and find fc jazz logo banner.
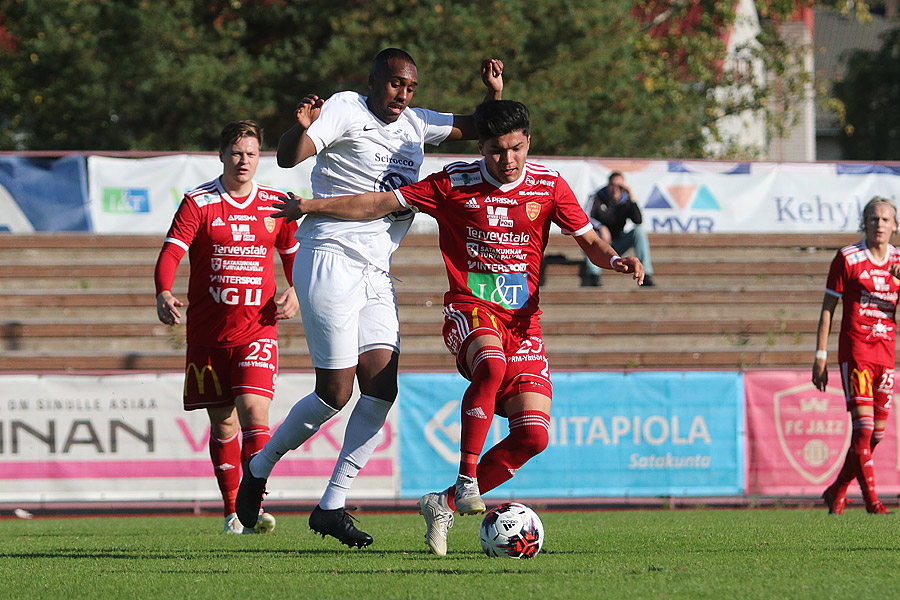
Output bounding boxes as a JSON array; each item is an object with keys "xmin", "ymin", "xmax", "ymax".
[{"xmin": 745, "ymin": 370, "xmax": 900, "ymax": 496}]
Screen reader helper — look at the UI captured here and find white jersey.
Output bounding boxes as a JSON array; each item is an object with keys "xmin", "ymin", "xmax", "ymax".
[{"xmin": 298, "ymin": 91, "xmax": 454, "ymax": 271}]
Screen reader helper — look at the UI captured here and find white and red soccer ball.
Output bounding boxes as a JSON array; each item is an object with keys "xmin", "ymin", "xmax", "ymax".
[{"xmin": 479, "ymin": 502, "xmax": 544, "ymax": 559}]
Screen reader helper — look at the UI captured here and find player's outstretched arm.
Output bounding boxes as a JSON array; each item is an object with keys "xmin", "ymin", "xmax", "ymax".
[
  {"xmin": 447, "ymin": 58, "xmax": 504, "ymax": 142},
  {"xmin": 271, "ymin": 191, "xmax": 402, "ymax": 222},
  {"xmin": 812, "ymin": 294, "xmax": 838, "ymax": 391},
  {"xmin": 276, "ymin": 94, "xmax": 323, "ymax": 168},
  {"xmin": 575, "ymin": 229, "xmax": 645, "ymax": 285}
]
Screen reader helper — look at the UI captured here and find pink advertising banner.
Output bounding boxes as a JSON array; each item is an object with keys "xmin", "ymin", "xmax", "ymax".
[{"xmin": 746, "ymin": 370, "xmax": 900, "ymax": 497}]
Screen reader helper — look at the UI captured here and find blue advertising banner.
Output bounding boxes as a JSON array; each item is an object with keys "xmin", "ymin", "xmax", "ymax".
[
  {"xmin": 398, "ymin": 371, "xmax": 744, "ymax": 499},
  {"xmin": 0, "ymin": 155, "xmax": 91, "ymax": 232}
]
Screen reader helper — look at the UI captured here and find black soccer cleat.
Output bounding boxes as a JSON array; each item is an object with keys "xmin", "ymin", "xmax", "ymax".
[
  {"xmin": 309, "ymin": 505, "xmax": 373, "ymax": 548},
  {"xmin": 235, "ymin": 466, "xmax": 268, "ymax": 529}
]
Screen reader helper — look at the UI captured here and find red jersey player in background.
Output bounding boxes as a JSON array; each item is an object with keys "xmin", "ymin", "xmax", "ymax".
[
  {"xmin": 814, "ymin": 197, "xmax": 900, "ymax": 515},
  {"xmin": 155, "ymin": 120, "xmax": 299, "ymax": 533},
  {"xmin": 272, "ymin": 100, "xmax": 644, "ymax": 555}
]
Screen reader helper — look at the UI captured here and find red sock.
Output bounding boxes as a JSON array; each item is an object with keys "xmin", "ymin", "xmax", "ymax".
[
  {"xmin": 850, "ymin": 415, "xmax": 878, "ymax": 507},
  {"xmin": 476, "ymin": 411, "xmax": 550, "ymax": 494},
  {"xmin": 240, "ymin": 425, "xmax": 271, "ymax": 467},
  {"xmin": 209, "ymin": 432, "xmax": 241, "ymax": 516},
  {"xmin": 458, "ymin": 346, "xmax": 506, "ymax": 477}
]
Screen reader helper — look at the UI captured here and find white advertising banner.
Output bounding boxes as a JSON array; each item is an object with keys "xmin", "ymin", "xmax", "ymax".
[
  {"xmin": 87, "ymin": 154, "xmax": 900, "ymax": 234},
  {"xmin": 0, "ymin": 373, "xmax": 398, "ymax": 503}
]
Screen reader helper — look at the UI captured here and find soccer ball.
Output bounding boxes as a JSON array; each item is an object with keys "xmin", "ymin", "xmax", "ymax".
[{"xmin": 479, "ymin": 502, "xmax": 544, "ymax": 558}]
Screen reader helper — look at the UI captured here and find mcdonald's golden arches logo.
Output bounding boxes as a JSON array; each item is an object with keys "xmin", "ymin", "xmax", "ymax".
[
  {"xmin": 852, "ymin": 368, "xmax": 873, "ymax": 398},
  {"xmin": 184, "ymin": 363, "xmax": 223, "ymax": 396}
]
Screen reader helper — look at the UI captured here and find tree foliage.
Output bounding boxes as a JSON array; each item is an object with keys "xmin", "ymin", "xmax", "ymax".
[
  {"xmin": 833, "ymin": 25, "xmax": 900, "ymax": 160},
  {"xmin": 0, "ymin": 0, "xmax": 875, "ymax": 157}
]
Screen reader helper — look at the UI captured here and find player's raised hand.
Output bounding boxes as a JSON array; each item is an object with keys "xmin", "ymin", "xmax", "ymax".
[
  {"xmin": 274, "ymin": 286, "xmax": 299, "ymax": 320},
  {"xmin": 295, "ymin": 94, "xmax": 324, "ymax": 129},
  {"xmin": 481, "ymin": 59, "xmax": 503, "ymax": 95},
  {"xmin": 271, "ymin": 192, "xmax": 306, "ymax": 222},
  {"xmin": 156, "ymin": 291, "xmax": 183, "ymax": 325},
  {"xmin": 612, "ymin": 256, "xmax": 645, "ymax": 285}
]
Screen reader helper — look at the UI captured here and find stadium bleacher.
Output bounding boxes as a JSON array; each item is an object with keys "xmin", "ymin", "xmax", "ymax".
[{"xmin": 0, "ymin": 232, "xmax": 857, "ymax": 372}]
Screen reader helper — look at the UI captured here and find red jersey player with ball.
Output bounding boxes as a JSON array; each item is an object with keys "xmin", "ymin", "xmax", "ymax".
[
  {"xmin": 155, "ymin": 121, "xmax": 299, "ymax": 533},
  {"xmin": 272, "ymin": 100, "xmax": 644, "ymax": 554},
  {"xmin": 814, "ymin": 197, "xmax": 900, "ymax": 515}
]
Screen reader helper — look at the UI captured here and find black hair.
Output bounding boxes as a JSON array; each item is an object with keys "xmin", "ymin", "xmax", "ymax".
[
  {"xmin": 371, "ymin": 48, "xmax": 416, "ymax": 77},
  {"xmin": 473, "ymin": 100, "xmax": 530, "ymax": 142}
]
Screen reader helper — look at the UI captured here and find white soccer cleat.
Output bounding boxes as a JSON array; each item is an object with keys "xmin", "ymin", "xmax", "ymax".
[
  {"xmin": 224, "ymin": 512, "xmax": 244, "ymax": 534},
  {"xmin": 253, "ymin": 512, "xmax": 276, "ymax": 533},
  {"xmin": 418, "ymin": 491, "xmax": 454, "ymax": 556},
  {"xmin": 453, "ymin": 474, "xmax": 485, "ymax": 516}
]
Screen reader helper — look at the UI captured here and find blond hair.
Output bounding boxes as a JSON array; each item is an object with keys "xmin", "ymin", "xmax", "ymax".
[{"xmin": 859, "ymin": 196, "xmax": 899, "ymax": 232}]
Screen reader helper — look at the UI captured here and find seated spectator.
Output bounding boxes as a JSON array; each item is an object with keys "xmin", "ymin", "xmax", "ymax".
[{"xmin": 582, "ymin": 171, "xmax": 655, "ymax": 287}]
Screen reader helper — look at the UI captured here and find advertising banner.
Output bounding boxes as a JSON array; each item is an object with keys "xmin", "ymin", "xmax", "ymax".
[
  {"xmin": 0, "ymin": 373, "xmax": 398, "ymax": 503},
  {"xmin": 84, "ymin": 154, "xmax": 900, "ymax": 234},
  {"xmin": 398, "ymin": 371, "xmax": 744, "ymax": 499},
  {"xmin": 745, "ymin": 370, "xmax": 900, "ymax": 496},
  {"xmin": 0, "ymin": 155, "xmax": 91, "ymax": 232}
]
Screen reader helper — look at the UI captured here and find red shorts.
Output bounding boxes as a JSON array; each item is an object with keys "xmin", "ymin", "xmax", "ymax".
[
  {"xmin": 183, "ymin": 338, "xmax": 278, "ymax": 411},
  {"xmin": 442, "ymin": 303, "xmax": 551, "ymax": 414},
  {"xmin": 840, "ymin": 359, "xmax": 894, "ymax": 419}
]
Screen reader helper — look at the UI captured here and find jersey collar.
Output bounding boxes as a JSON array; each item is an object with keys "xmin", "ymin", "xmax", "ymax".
[
  {"xmin": 479, "ymin": 159, "xmax": 527, "ymax": 193},
  {"xmin": 216, "ymin": 178, "xmax": 258, "ymax": 210}
]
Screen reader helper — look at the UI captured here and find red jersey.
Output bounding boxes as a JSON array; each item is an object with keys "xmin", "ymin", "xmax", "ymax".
[
  {"xmin": 395, "ymin": 160, "xmax": 592, "ymax": 321},
  {"xmin": 826, "ymin": 241, "xmax": 900, "ymax": 365},
  {"xmin": 160, "ymin": 178, "xmax": 299, "ymax": 347}
]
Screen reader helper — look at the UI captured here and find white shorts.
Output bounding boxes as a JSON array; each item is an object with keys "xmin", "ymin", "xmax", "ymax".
[{"xmin": 294, "ymin": 244, "xmax": 400, "ymax": 369}]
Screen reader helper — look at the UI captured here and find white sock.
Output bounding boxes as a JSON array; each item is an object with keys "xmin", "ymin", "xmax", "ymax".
[
  {"xmin": 249, "ymin": 392, "xmax": 337, "ymax": 479},
  {"xmin": 319, "ymin": 395, "xmax": 392, "ymax": 510}
]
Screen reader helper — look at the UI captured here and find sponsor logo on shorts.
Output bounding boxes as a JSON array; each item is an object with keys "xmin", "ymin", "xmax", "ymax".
[{"xmin": 184, "ymin": 363, "xmax": 223, "ymax": 396}]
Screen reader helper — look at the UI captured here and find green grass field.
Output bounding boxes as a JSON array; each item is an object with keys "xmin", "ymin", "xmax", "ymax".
[{"xmin": 2, "ymin": 508, "xmax": 898, "ymax": 599}]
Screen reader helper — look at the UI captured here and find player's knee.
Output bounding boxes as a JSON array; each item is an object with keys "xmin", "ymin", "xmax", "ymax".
[
  {"xmin": 515, "ymin": 426, "xmax": 549, "ymax": 459},
  {"xmin": 470, "ymin": 347, "xmax": 507, "ymax": 386},
  {"xmin": 315, "ymin": 380, "xmax": 355, "ymax": 409}
]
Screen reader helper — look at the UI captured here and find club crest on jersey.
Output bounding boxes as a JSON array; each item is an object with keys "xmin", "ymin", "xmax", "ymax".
[
  {"xmin": 467, "ymin": 242, "xmax": 479, "ymax": 258},
  {"xmin": 211, "ymin": 258, "xmax": 222, "ymax": 272},
  {"xmin": 526, "ymin": 202, "xmax": 541, "ymax": 221},
  {"xmin": 450, "ymin": 171, "xmax": 483, "ymax": 187},
  {"xmin": 264, "ymin": 216, "xmax": 276, "ymax": 233}
]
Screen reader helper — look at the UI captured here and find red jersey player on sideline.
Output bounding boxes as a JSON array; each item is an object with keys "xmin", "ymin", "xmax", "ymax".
[
  {"xmin": 155, "ymin": 120, "xmax": 299, "ymax": 534},
  {"xmin": 272, "ymin": 100, "xmax": 644, "ymax": 555},
  {"xmin": 814, "ymin": 197, "xmax": 900, "ymax": 515}
]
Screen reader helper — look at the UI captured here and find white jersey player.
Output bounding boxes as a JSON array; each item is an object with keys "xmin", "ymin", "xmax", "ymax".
[{"xmin": 236, "ymin": 48, "xmax": 504, "ymax": 547}]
